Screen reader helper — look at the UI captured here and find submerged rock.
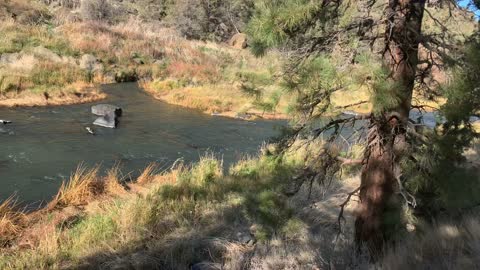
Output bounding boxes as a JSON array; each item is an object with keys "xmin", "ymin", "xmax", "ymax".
[
  {"xmin": 93, "ymin": 112, "xmax": 117, "ymax": 129},
  {"xmin": 91, "ymin": 104, "xmax": 123, "ymax": 117}
]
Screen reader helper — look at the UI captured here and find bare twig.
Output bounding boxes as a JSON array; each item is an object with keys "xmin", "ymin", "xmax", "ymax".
[{"xmin": 337, "ymin": 186, "xmax": 361, "ymax": 234}]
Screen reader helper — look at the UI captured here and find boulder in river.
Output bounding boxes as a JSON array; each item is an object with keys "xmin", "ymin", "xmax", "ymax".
[
  {"xmin": 93, "ymin": 112, "xmax": 117, "ymax": 129},
  {"xmin": 91, "ymin": 104, "xmax": 123, "ymax": 117}
]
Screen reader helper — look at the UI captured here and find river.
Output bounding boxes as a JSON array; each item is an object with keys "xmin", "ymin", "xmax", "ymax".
[{"xmin": 0, "ymin": 83, "xmax": 285, "ymax": 205}]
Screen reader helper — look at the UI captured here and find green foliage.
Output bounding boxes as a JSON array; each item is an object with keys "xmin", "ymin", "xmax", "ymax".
[
  {"xmin": 246, "ymin": 190, "xmax": 291, "ymax": 228},
  {"xmin": 253, "ymin": 90, "xmax": 282, "ymax": 115},
  {"xmin": 68, "ymin": 214, "xmax": 117, "ymax": 254},
  {"xmin": 247, "ymin": 0, "xmax": 322, "ymax": 56},
  {"xmin": 247, "ymin": 0, "xmax": 480, "ymax": 238},
  {"xmin": 282, "ymin": 55, "xmax": 341, "ymax": 117},
  {"xmin": 403, "ymin": 38, "xmax": 480, "ymax": 214},
  {"xmin": 280, "ymin": 218, "xmax": 308, "ymax": 240},
  {"xmin": 247, "ymin": 0, "xmax": 337, "ymax": 56},
  {"xmin": 30, "ymin": 63, "xmax": 87, "ymax": 87}
]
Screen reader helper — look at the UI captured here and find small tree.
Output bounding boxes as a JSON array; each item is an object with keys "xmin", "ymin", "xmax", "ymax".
[{"xmin": 248, "ymin": 0, "xmax": 480, "ymax": 258}]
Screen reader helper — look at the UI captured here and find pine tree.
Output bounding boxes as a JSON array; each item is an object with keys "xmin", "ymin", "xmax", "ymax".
[{"xmin": 247, "ymin": 0, "xmax": 480, "ymax": 257}]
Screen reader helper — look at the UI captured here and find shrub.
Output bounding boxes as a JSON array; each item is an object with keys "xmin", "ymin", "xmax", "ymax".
[
  {"xmin": 80, "ymin": 0, "xmax": 114, "ymax": 22},
  {"xmin": 170, "ymin": 0, "xmax": 255, "ymax": 41},
  {"xmin": 0, "ymin": 0, "xmax": 51, "ymax": 25}
]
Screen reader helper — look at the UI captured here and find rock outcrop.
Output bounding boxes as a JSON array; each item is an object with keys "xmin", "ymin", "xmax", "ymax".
[
  {"xmin": 228, "ymin": 33, "xmax": 248, "ymax": 49},
  {"xmin": 80, "ymin": 54, "xmax": 103, "ymax": 73}
]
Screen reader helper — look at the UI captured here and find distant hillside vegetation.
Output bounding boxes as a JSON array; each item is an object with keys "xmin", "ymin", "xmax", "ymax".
[{"xmin": 0, "ymin": 0, "xmax": 50, "ymax": 24}]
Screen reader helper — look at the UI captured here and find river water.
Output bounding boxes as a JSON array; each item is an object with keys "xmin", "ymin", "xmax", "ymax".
[{"xmin": 0, "ymin": 83, "xmax": 284, "ymax": 205}]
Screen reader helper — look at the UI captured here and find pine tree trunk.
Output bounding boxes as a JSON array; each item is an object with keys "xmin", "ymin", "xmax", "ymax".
[{"xmin": 355, "ymin": 0, "xmax": 426, "ymax": 255}]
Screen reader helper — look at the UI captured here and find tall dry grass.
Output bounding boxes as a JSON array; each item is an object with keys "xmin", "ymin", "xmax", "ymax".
[
  {"xmin": 0, "ymin": 196, "xmax": 26, "ymax": 247},
  {"xmin": 380, "ymin": 215, "xmax": 480, "ymax": 270},
  {"xmin": 136, "ymin": 163, "xmax": 158, "ymax": 185},
  {"xmin": 48, "ymin": 165, "xmax": 103, "ymax": 209},
  {"xmin": 104, "ymin": 164, "xmax": 128, "ymax": 196}
]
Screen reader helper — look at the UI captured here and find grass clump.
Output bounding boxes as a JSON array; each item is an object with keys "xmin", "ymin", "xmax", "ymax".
[
  {"xmin": 30, "ymin": 62, "xmax": 87, "ymax": 87},
  {"xmin": 380, "ymin": 216, "xmax": 480, "ymax": 270},
  {"xmin": 48, "ymin": 165, "xmax": 103, "ymax": 209},
  {"xmin": 67, "ymin": 214, "xmax": 118, "ymax": 258},
  {"xmin": 136, "ymin": 163, "xmax": 158, "ymax": 185},
  {"xmin": 0, "ymin": 196, "xmax": 25, "ymax": 247},
  {"xmin": 104, "ymin": 165, "xmax": 128, "ymax": 196}
]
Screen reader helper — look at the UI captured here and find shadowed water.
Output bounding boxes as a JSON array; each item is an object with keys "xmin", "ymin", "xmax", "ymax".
[{"xmin": 0, "ymin": 83, "xmax": 285, "ymax": 205}]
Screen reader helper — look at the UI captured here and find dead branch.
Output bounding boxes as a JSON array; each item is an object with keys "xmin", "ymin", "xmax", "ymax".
[
  {"xmin": 313, "ymin": 114, "xmax": 371, "ymax": 137},
  {"xmin": 334, "ymin": 100, "xmax": 369, "ymax": 110},
  {"xmin": 337, "ymin": 186, "xmax": 361, "ymax": 234}
]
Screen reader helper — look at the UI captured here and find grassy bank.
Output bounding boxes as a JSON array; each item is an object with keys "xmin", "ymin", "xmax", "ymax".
[
  {"xmin": 0, "ymin": 141, "xmax": 479, "ymax": 269},
  {"xmin": 0, "ymin": 145, "xmax": 319, "ymax": 269}
]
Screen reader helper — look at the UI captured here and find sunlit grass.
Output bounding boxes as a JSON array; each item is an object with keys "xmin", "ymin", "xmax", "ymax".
[
  {"xmin": 0, "ymin": 196, "xmax": 25, "ymax": 247},
  {"xmin": 136, "ymin": 163, "xmax": 158, "ymax": 185},
  {"xmin": 48, "ymin": 165, "xmax": 103, "ymax": 209}
]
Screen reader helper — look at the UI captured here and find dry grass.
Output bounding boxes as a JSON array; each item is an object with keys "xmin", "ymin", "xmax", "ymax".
[
  {"xmin": 380, "ymin": 215, "xmax": 480, "ymax": 270},
  {"xmin": 143, "ymin": 81, "xmax": 291, "ymax": 120},
  {"xmin": 0, "ymin": 0, "xmax": 49, "ymax": 24},
  {"xmin": 104, "ymin": 165, "xmax": 128, "ymax": 196},
  {"xmin": 0, "ymin": 82, "xmax": 105, "ymax": 107},
  {"xmin": 0, "ymin": 21, "xmax": 105, "ymax": 107},
  {"xmin": 0, "ymin": 196, "xmax": 26, "ymax": 247},
  {"xmin": 136, "ymin": 163, "xmax": 158, "ymax": 185},
  {"xmin": 144, "ymin": 82, "xmax": 250, "ymax": 114},
  {"xmin": 48, "ymin": 165, "xmax": 103, "ymax": 209},
  {"xmin": 472, "ymin": 122, "xmax": 480, "ymax": 133}
]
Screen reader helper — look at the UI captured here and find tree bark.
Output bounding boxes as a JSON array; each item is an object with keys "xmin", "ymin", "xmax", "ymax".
[{"xmin": 355, "ymin": 0, "xmax": 426, "ymax": 256}]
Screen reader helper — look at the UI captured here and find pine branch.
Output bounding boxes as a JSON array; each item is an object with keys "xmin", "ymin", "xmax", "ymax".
[
  {"xmin": 313, "ymin": 114, "xmax": 371, "ymax": 137},
  {"xmin": 334, "ymin": 100, "xmax": 369, "ymax": 110}
]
